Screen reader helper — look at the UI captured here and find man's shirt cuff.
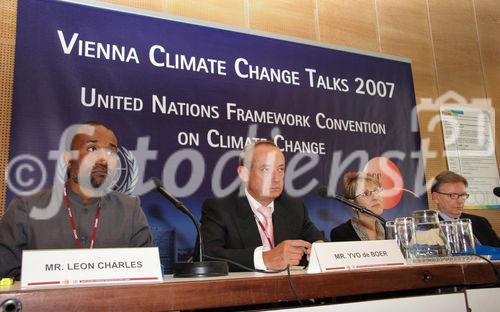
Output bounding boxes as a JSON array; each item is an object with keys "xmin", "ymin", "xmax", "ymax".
[{"xmin": 253, "ymin": 246, "xmax": 267, "ymax": 270}]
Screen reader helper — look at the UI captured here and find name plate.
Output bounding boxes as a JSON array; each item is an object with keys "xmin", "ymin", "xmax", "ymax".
[
  {"xmin": 307, "ymin": 240, "xmax": 406, "ymax": 273},
  {"xmin": 21, "ymin": 247, "xmax": 163, "ymax": 288}
]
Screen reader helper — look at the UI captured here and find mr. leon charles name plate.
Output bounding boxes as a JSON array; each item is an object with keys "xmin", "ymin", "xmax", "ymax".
[{"xmin": 21, "ymin": 247, "xmax": 163, "ymax": 288}]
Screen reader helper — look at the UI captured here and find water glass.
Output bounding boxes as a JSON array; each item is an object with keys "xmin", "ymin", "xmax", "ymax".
[
  {"xmin": 395, "ymin": 217, "xmax": 415, "ymax": 259},
  {"xmin": 412, "ymin": 210, "xmax": 450, "ymax": 257},
  {"xmin": 439, "ymin": 221, "xmax": 459, "ymax": 254},
  {"xmin": 455, "ymin": 218, "xmax": 476, "ymax": 255},
  {"xmin": 413, "ymin": 209, "xmax": 439, "ymax": 224},
  {"xmin": 385, "ymin": 221, "xmax": 397, "ymax": 240}
]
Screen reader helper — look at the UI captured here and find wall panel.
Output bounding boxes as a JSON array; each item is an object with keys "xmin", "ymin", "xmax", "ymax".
[
  {"xmin": 249, "ymin": 0, "xmax": 316, "ymax": 40},
  {"xmin": 317, "ymin": 0, "xmax": 379, "ymax": 51},
  {"xmin": 376, "ymin": 0, "xmax": 449, "ymax": 213},
  {"xmin": 473, "ymin": 0, "xmax": 500, "ymax": 167},
  {"xmin": 427, "ymin": 0, "xmax": 485, "ymax": 99},
  {"xmin": 102, "ymin": 0, "xmax": 167, "ymax": 12},
  {"xmin": 167, "ymin": 0, "xmax": 246, "ymax": 28},
  {"xmin": 377, "ymin": 0, "xmax": 437, "ymax": 100},
  {"xmin": 0, "ymin": 0, "xmax": 16, "ymax": 218}
]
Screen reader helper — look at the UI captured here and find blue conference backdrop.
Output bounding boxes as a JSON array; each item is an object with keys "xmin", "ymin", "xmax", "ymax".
[{"xmin": 8, "ymin": 0, "xmax": 427, "ymax": 272}]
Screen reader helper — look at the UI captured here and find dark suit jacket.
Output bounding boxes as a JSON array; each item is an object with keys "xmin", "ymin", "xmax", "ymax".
[
  {"xmin": 458, "ymin": 213, "xmax": 500, "ymax": 247},
  {"xmin": 200, "ymin": 192, "xmax": 324, "ymax": 271},
  {"xmin": 330, "ymin": 219, "xmax": 362, "ymax": 242}
]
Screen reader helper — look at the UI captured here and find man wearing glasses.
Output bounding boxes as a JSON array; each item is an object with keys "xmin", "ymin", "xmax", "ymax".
[{"xmin": 431, "ymin": 170, "xmax": 500, "ymax": 247}]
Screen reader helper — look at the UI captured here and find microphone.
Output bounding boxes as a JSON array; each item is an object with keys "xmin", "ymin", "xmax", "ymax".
[
  {"xmin": 150, "ymin": 177, "xmax": 228, "ymax": 277},
  {"xmin": 151, "ymin": 177, "xmax": 195, "ymax": 221},
  {"xmin": 494, "ymin": 187, "xmax": 500, "ymax": 198},
  {"xmin": 318, "ymin": 186, "xmax": 387, "ymax": 226}
]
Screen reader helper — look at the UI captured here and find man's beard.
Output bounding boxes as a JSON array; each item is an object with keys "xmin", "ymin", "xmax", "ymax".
[
  {"xmin": 90, "ymin": 164, "xmax": 111, "ymax": 188},
  {"xmin": 72, "ymin": 164, "xmax": 114, "ymax": 194}
]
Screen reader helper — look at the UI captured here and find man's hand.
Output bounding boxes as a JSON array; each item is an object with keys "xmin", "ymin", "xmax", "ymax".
[
  {"xmin": 306, "ymin": 240, "xmax": 324, "ymax": 261},
  {"xmin": 262, "ymin": 240, "xmax": 311, "ymax": 270}
]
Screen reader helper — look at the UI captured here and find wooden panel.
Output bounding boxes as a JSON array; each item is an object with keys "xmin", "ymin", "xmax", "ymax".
[
  {"xmin": 427, "ymin": 0, "xmax": 485, "ymax": 99},
  {"xmin": 101, "ymin": 0, "xmax": 167, "ymax": 12},
  {"xmin": 419, "ymin": 102, "xmax": 447, "ymax": 212},
  {"xmin": 317, "ymin": 0, "xmax": 379, "ymax": 52},
  {"xmin": 422, "ymin": 138, "xmax": 448, "ymax": 210},
  {"xmin": 462, "ymin": 261, "xmax": 499, "ymax": 284},
  {"xmin": 0, "ymin": 0, "xmax": 17, "ymax": 217},
  {"xmin": 496, "ymin": 109, "xmax": 500, "ymax": 187},
  {"xmin": 249, "ymin": 0, "xmax": 316, "ymax": 40},
  {"xmin": 167, "ymin": 0, "xmax": 246, "ymax": 28},
  {"xmin": 473, "ymin": 0, "xmax": 500, "ymax": 187},
  {"xmin": 377, "ymin": 0, "xmax": 437, "ymax": 100},
  {"xmin": 376, "ymin": 0, "xmax": 442, "ymax": 206},
  {"xmin": 1, "ymin": 264, "xmax": 495, "ymax": 311},
  {"xmin": 474, "ymin": 0, "xmax": 500, "ymax": 107}
]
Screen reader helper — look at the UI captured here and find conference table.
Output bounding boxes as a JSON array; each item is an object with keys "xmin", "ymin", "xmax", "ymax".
[{"xmin": 1, "ymin": 260, "xmax": 498, "ymax": 311}]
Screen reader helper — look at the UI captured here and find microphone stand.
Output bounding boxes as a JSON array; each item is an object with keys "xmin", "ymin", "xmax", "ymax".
[
  {"xmin": 333, "ymin": 195, "xmax": 387, "ymax": 226},
  {"xmin": 151, "ymin": 177, "xmax": 228, "ymax": 277}
]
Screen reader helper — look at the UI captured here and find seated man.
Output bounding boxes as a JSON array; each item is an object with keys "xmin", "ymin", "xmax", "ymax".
[
  {"xmin": 431, "ymin": 170, "xmax": 500, "ymax": 247},
  {"xmin": 0, "ymin": 121, "xmax": 153, "ymax": 279},
  {"xmin": 201, "ymin": 141, "xmax": 324, "ymax": 271}
]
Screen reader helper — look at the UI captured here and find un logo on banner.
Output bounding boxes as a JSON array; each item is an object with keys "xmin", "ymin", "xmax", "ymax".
[
  {"xmin": 55, "ymin": 147, "xmax": 138, "ymax": 195},
  {"xmin": 113, "ymin": 147, "xmax": 139, "ymax": 195}
]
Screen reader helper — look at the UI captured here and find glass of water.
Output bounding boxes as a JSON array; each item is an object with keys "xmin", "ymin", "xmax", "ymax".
[
  {"xmin": 455, "ymin": 218, "xmax": 476, "ymax": 255},
  {"xmin": 439, "ymin": 221, "xmax": 459, "ymax": 254},
  {"xmin": 412, "ymin": 210, "xmax": 450, "ymax": 258},
  {"xmin": 385, "ymin": 221, "xmax": 398, "ymax": 240},
  {"xmin": 395, "ymin": 217, "xmax": 415, "ymax": 260}
]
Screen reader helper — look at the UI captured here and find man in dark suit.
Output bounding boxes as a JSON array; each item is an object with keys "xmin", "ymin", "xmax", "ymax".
[
  {"xmin": 201, "ymin": 141, "xmax": 324, "ymax": 271},
  {"xmin": 431, "ymin": 170, "xmax": 500, "ymax": 247}
]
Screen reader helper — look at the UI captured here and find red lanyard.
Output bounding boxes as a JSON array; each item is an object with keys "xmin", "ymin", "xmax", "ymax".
[
  {"xmin": 254, "ymin": 216, "xmax": 274, "ymax": 249},
  {"xmin": 63, "ymin": 185, "xmax": 101, "ymax": 248}
]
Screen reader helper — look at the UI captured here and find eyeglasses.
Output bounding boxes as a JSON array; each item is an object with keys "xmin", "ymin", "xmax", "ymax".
[
  {"xmin": 435, "ymin": 191, "xmax": 469, "ymax": 200},
  {"xmin": 354, "ymin": 187, "xmax": 382, "ymax": 199}
]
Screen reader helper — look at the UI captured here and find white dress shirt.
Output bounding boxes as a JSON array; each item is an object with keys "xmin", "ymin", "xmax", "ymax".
[{"xmin": 245, "ymin": 188, "xmax": 275, "ymax": 270}]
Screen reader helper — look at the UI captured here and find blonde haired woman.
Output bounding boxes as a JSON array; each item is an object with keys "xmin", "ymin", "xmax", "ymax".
[{"xmin": 330, "ymin": 172, "xmax": 385, "ymax": 241}]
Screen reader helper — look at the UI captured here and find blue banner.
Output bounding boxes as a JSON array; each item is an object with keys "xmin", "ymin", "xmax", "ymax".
[{"xmin": 9, "ymin": 0, "xmax": 427, "ymax": 271}]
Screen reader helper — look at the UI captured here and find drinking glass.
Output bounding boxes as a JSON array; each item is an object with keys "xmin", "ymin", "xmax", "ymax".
[
  {"xmin": 412, "ymin": 210, "xmax": 450, "ymax": 257},
  {"xmin": 385, "ymin": 221, "xmax": 397, "ymax": 240},
  {"xmin": 395, "ymin": 217, "xmax": 415, "ymax": 260},
  {"xmin": 455, "ymin": 218, "xmax": 476, "ymax": 255},
  {"xmin": 439, "ymin": 221, "xmax": 459, "ymax": 254}
]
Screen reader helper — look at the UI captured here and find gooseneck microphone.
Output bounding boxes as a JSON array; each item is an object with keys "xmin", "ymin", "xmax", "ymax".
[
  {"xmin": 151, "ymin": 177, "xmax": 202, "ymax": 256},
  {"xmin": 494, "ymin": 187, "xmax": 500, "ymax": 198},
  {"xmin": 151, "ymin": 177, "xmax": 228, "ymax": 277},
  {"xmin": 318, "ymin": 186, "xmax": 387, "ymax": 226}
]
